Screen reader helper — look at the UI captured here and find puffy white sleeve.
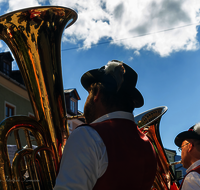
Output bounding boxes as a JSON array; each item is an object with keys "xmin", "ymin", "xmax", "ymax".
[
  {"xmin": 182, "ymin": 172, "xmax": 200, "ymax": 190},
  {"xmin": 53, "ymin": 126, "xmax": 108, "ymax": 190}
]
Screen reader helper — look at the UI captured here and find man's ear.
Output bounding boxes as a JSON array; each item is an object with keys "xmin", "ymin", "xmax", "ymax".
[
  {"xmin": 188, "ymin": 143, "xmax": 193, "ymax": 152},
  {"xmin": 93, "ymin": 88, "xmax": 101, "ymax": 102}
]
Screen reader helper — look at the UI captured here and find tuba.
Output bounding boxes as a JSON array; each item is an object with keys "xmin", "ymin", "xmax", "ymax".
[
  {"xmin": 135, "ymin": 106, "xmax": 179, "ymax": 190},
  {"xmin": 0, "ymin": 6, "xmax": 77, "ymax": 189}
]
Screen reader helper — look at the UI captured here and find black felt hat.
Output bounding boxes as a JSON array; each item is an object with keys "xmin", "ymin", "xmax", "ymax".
[
  {"xmin": 81, "ymin": 60, "xmax": 144, "ymax": 108},
  {"xmin": 175, "ymin": 123, "xmax": 200, "ymax": 147}
]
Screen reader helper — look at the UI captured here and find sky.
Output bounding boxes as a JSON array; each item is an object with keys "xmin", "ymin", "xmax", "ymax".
[{"xmin": 0, "ymin": 0, "xmax": 200, "ymax": 155}]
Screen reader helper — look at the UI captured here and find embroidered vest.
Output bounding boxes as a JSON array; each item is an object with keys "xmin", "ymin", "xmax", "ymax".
[{"xmin": 81, "ymin": 119, "xmax": 157, "ymax": 190}]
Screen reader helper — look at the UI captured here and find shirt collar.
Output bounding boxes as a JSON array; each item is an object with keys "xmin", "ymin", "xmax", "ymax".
[
  {"xmin": 186, "ymin": 160, "xmax": 200, "ymax": 173},
  {"xmin": 91, "ymin": 111, "xmax": 135, "ymax": 124}
]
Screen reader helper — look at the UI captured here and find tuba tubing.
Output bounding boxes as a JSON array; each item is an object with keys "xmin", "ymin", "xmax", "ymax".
[{"xmin": 0, "ymin": 6, "xmax": 77, "ymax": 189}]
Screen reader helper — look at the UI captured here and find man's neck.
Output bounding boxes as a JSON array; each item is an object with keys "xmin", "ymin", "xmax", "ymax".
[{"xmin": 187, "ymin": 160, "xmax": 200, "ymax": 173}]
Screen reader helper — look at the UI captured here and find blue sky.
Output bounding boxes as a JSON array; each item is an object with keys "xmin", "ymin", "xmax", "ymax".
[
  {"xmin": 0, "ymin": 0, "xmax": 200, "ymax": 155},
  {"xmin": 62, "ymin": 30, "xmax": 200, "ymax": 155}
]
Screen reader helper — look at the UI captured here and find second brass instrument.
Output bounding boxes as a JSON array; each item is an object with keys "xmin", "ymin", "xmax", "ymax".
[
  {"xmin": 135, "ymin": 106, "xmax": 179, "ymax": 190},
  {"xmin": 169, "ymin": 160, "xmax": 182, "ymax": 166}
]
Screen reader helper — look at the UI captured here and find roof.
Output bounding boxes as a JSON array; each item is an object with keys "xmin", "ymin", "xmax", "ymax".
[
  {"xmin": 164, "ymin": 148, "xmax": 176, "ymax": 154},
  {"xmin": 0, "ymin": 70, "xmax": 26, "ymax": 90},
  {"xmin": 0, "ymin": 51, "xmax": 14, "ymax": 62},
  {"xmin": 64, "ymin": 88, "xmax": 81, "ymax": 100}
]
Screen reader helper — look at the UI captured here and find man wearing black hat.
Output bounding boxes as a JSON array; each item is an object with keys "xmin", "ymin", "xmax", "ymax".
[
  {"xmin": 175, "ymin": 123, "xmax": 200, "ymax": 190},
  {"xmin": 54, "ymin": 60, "xmax": 157, "ymax": 190}
]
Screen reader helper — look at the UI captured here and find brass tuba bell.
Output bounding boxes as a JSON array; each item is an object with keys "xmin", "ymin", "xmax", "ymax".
[
  {"xmin": 0, "ymin": 6, "xmax": 77, "ymax": 189},
  {"xmin": 135, "ymin": 106, "xmax": 179, "ymax": 190}
]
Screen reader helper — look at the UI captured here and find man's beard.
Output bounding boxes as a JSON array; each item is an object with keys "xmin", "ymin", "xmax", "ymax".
[{"xmin": 84, "ymin": 95, "xmax": 96, "ymax": 124}]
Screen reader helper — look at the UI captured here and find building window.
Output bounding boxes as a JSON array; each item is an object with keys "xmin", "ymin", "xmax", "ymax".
[
  {"xmin": 70, "ymin": 98, "xmax": 77, "ymax": 114},
  {"xmin": 5, "ymin": 102, "xmax": 15, "ymax": 136},
  {"xmin": 175, "ymin": 170, "xmax": 183, "ymax": 180},
  {"xmin": 2, "ymin": 61, "xmax": 11, "ymax": 76},
  {"xmin": 5, "ymin": 103, "xmax": 15, "ymax": 118}
]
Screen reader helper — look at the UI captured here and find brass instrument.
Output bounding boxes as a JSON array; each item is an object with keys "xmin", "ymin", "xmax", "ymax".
[
  {"xmin": 67, "ymin": 114, "xmax": 85, "ymax": 120},
  {"xmin": 169, "ymin": 160, "xmax": 182, "ymax": 166},
  {"xmin": 0, "ymin": 6, "xmax": 77, "ymax": 189},
  {"xmin": 135, "ymin": 106, "xmax": 179, "ymax": 190}
]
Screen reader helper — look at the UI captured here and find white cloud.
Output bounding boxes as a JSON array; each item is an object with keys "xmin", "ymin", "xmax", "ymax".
[
  {"xmin": 134, "ymin": 50, "xmax": 140, "ymax": 56},
  {"xmin": 6, "ymin": 0, "xmax": 41, "ymax": 12},
  {"xmin": 129, "ymin": 57, "xmax": 133, "ymax": 61},
  {"xmin": 0, "ymin": 0, "xmax": 199, "ymax": 57},
  {"xmin": 51, "ymin": 0, "xmax": 200, "ymax": 57}
]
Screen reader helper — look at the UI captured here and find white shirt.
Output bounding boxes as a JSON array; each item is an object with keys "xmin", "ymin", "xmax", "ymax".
[
  {"xmin": 54, "ymin": 111, "xmax": 135, "ymax": 190},
  {"xmin": 181, "ymin": 160, "xmax": 200, "ymax": 190}
]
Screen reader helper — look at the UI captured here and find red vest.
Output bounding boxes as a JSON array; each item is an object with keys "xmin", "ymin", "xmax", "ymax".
[
  {"xmin": 85, "ymin": 119, "xmax": 157, "ymax": 190},
  {"xmin": 179, "ymin": 165, "xmax": 200, "ymax": 190}
]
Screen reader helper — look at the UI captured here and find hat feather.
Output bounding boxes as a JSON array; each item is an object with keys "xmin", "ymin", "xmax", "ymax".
[
  {"xmin": 105, "ymin": 61, "xmax": 121, "ymax": 74},
  {"xmin": 194, "ymin": 123, "xmax": 200, "ymax": 135},
  {"xmin": 104, "ymin": 61, "xmax": 126, "ymax": 91}
]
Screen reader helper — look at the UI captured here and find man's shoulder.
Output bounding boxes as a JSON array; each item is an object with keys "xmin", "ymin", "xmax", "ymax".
[
  {"xmin": 74, "ymin": 124, "xmax": 98, "ymax": 135},
  {"xmin": 184, "ymin": 171, "xmax": 200, "ymax": 187},
  {"xmin": 186, "ymin": 170, "xmax": 200, "ymax": 178},
  {"xmin": 72, "ymin": 125, "xmax": 104, "ymax": 143}
]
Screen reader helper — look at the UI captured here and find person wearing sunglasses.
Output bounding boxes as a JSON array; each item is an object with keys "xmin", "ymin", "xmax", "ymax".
[
  {"xmin": 54, "ymin": 60, "xmax": 157, "ymax": 190},
  {"xmin": 175, "ymin": 123, "xmax": 200, "ymax": 190}
]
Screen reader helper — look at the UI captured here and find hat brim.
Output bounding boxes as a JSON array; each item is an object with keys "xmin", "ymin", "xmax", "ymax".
[
  {"xmin": 130, "ymin": 88, "xmax": 144, "ymax": 108},
  {"xmin": 175, "ymin": 131, "xmax": 200, "ymax": 147},
  {"xmin": 81, "ymin": 69, "xmax": 102, "ymax": 91},
  {"xmin": 81, "ymin": 68, "xmax": 144, "ymax": 108}
]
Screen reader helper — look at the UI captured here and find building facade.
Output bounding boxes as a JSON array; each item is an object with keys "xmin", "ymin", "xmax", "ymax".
[
  {"xmin": 165, "ymin": 148, "xmax": 176, "ymax": 174},
  {"xmin": 0, "ymin": 52, "xmax": 34, "ymax": 146},
  {"xmin": 174, "ymin": 154, "xmax": 186, "ymax": 184}
]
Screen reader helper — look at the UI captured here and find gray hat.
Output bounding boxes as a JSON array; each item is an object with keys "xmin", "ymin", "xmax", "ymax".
[{"xmin": 81, "ymin": 60, "xmax": 144, "ymax": 108}]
